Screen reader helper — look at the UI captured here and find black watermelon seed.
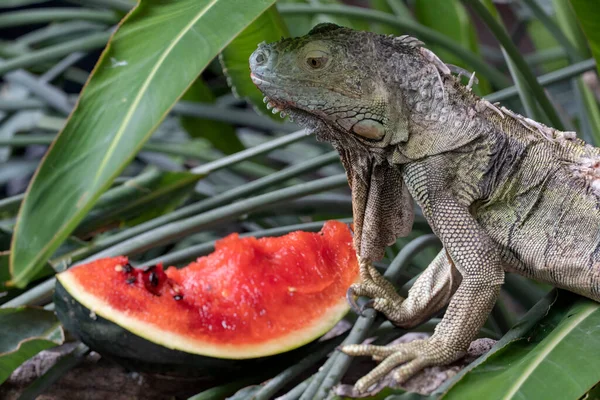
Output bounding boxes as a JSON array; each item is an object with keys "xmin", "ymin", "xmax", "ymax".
[{"xmin": 149, "ymin": 272, "xmax": 159, "ymax": 287}]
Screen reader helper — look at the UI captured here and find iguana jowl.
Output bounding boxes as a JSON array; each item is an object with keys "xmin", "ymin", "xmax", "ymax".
[{"xmin": 249, "ymin": 23, "xmax": 600, "ymax": 392}]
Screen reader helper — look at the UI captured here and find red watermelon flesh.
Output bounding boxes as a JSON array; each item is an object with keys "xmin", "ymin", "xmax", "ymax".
[{"xmin": 57, "ymin": 220, "xmax": 359, "ymax": 359}]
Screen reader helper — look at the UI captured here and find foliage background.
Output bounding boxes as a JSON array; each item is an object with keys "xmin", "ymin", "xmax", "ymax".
[{"xmin": 1, "ymin": 0, "xmax": 600, "ymax": 399}]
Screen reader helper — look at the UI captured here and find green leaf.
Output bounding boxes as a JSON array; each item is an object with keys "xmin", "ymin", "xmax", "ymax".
[
  {"xmin": 442, "ymin": 291, "xmax": 600, "ymax": 400},
  {"xmin": 414, "ymin": 0, "xmax": 489, "ymax": 94},
  {"xmin": 0, "ymin": 307, "xmax": 64, "ymax": 384},
  {"xmin": 180, "ymin": 78, "xmax": 244, "ymax": 154},
  {"xmin": 278, "ymin": 0, "xmax": 314, "ymax": 37},
  {"xmin": 279, "ymin": 0, "xmax": 371, "ymax": 37},
  {"xmin": 527, "ymin": 18, "xmax": 568, "ymax": 72},
  {"xmin": 462, "ymin": 0, "xmax": 564, "ymax": 129},
  {"xmin": 220, "ymin": 5, "xmax": 289, "ymax": 121},
  {"xmin": 571, "ymin": 0, "xmax": 600, "ymax": 76},
  {"xmin": 557, "ymin": 0, "xmax": 593, "ymax": 58},
  {"xmin": 550, "ymin": 0, "xmax": 600, "ymax": 144},
  {"xmin": 414, "ymin": 0, "xmax": 475, "ymax": 66},
  {"xmin": 9, "ymin": 0, "xmax": 277, "ymax": 288},
  {"xmin": 522, "ymin": 0, "xmax": 583, "ymax": 63},
  {"xmin": 1, "ymin": 252, "xmax": 53, "ymax": 293},
  {"xmin": 368, "ymin": 0, "xmax": 411, "ymax": 35},
  {"xmin": 310, "ymin": 0, "xmax": 371, "ymax": 31},
  {"xmin": 74, "ymin": 168, "xmax": 204, "ymax": 237}
]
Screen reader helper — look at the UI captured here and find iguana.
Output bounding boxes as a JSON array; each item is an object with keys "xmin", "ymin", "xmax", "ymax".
[{"xmin": 249, "ymin": 23, "xmax": 600, "ymax": 393}]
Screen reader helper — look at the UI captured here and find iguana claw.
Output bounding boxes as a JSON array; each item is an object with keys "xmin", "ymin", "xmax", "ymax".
[
  {"xmin": 346, "ymin": 286, "xmax": 376, "ymax": 316},
  {"xmin": 342, "ymin": 338, "xmax": 462, "ymax": 393},
  {"xmin": 347, "ymin": 262, "xmax": 406, "ymax": 324},
  {"xmin": 346, "ymin": 286, "xmax": 362, "ymax": 316},
  {"xmin": 360, "ymin": 299, "xmax": 376, "ymax": 314}
]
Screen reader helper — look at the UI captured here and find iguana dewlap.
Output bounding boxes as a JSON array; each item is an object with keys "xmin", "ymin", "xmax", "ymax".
[{"xmin": 249, "ymin": 23, "xmax": 600, "ymax": 393}]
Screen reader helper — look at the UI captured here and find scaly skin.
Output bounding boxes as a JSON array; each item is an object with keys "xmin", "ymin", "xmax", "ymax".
[{"xmin": 249, "ymin": 24, "xmax": 600, "ymax": 393}]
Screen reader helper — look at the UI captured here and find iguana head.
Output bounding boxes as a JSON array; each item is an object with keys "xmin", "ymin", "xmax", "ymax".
[
  {"xmin": 249, "ymin": 24, "xmax": 437, "ymax": 261},
  {"xmin": 249, "ymin": 23, "xmax": 414, "ymax": 149}
]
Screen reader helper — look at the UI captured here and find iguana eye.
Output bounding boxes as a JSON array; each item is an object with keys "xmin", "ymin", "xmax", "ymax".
[{"xmin": 305, "ymin": 50, "xmax": 330, "ymax": 70}]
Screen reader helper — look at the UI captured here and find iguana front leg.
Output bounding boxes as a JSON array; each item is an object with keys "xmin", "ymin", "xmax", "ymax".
[
  {"xmin": 348, "ymin": 250, "xmax": 461, "ymax": 327},
  {"xmin": 343, "ymin": 198, "xmax": 504, "ymax": 392}
]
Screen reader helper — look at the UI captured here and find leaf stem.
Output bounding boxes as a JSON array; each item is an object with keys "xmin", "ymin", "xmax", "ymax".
[
  {"xmin": 521, "ymin": 0, "xmax": 583, "ymax": 62},
  {"xmin": 191, "ymin": 129, "xmax": 308, "ymax": 174},
  {"xmin": 486, "ymin": 58, "xmax": 596, "ymax": 103},
  {"xmin": 0, "ymin": 8, "xmax": 118, "ymax": 29},
  {"xmin": 88, "ymin": 174, "xmax": 348, "ymax": 259},
  {"xmin": 142, "ymin": 218, "xmax": 352, "ymax": 267},
  {"xmin": 3, "ymin": 175, "xmax": 348, "ymax": 308},
  {"xmin": 462, "ymin": 0, "xmax": 564, "ymax": 130},
  {"xmin": 0, "ymin": 31, "xmax": 111, "ymax": 75},
  {"xmin": 254, "ymin": 334, "xmax": 347, "ymax": 400}
]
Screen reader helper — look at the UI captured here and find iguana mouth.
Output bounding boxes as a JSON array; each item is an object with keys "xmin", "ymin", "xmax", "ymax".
[
  {"xmin": 249, "ymin": 72, "xmax": 270, "ymax": 88},
  {"xmin": 251, "ymin": 73, "xmax": 325, "ymax": 127},
  {"xmin": 250, "ymin": 72, "xmax": 292, "ymax": 118}
]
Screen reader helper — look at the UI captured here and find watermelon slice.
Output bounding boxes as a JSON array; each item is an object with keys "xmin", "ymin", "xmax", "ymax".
[{"xmin": 55, "ymin": 221, "xmax": 358, "ymax": 372}]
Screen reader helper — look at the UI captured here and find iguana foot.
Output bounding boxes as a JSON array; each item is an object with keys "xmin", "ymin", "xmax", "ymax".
[
  {"xmin": 347, "ymin": 260, "xmax": 406, "ymax": 322},
  {"xmin": 341, "ymin": 338, "xmax": 463, "ymax": 393}
]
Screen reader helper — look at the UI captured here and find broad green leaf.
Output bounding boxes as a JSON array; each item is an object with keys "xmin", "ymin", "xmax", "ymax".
[
  {"xmin": 180, "ymin": 78, "xmax": 244, "ymax": 154},
  {"xmin": 368, "ymin": 0, "xmax": 411, "ymax": 35},
  {"xmin": 527, "ymin": 19, "xmax": 568, "ymax": 72},
  {"xmin": 569, "ymin": 1, "xmax": 600, "ymax": 75},
  {"xmin": 220, "ymin": 5, "xmax": 289, "ymax": 121},
  {"xmin": 558, "ymin": 0, "xmax": 600, "ymax": 144},
  {"xmin": 278, "ymin": 0, "xmax": 369, "ymax": 38},
  {"xmin": 579, "ymin": 79, "xmax": 600, "ymax": 146},
  {"xmin": 414, "ymin": 0, "xmax": 489, "ymax": 94},
  {"xmin": 1, "ymin": 252, "xmax": 53, "ymax": 293},
  {"xmin": 278, "ymin": 0, "xmax": 314, "ymax": 37},
  {"xmin": 10, "ymin": 0, "xmax": 277, "ymax": 288},
  {"xmin": 463, "ymin": 0, "xmax": 563, "ymax": 128},
  {"xmin": 309, "ymin": 0, "xmax": 370, "ymax": 31},
  {"xmin": 74, "ymin": 168, "xmax": 204, "ymax": 237},
  {"xmin": 558, "ymin": 0, "xmax": 593, "ymax": 58},
  {"xmin": 0, "ymin": 307, "xmax": 64, "ymax": 384},
  {"xmin": 442, "ymin": 291, "xmax": 600, "ymax": 400},
  {"xmin": 415, "ymin": 0, "xmax": 474, "ymax": 64}
]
